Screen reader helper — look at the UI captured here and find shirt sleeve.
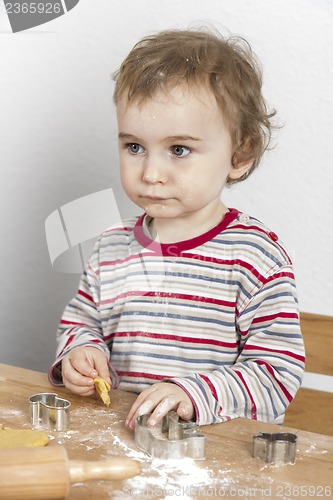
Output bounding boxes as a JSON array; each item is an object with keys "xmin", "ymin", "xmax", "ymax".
[
  {"xmin": 169, "ymin": 266, "xmax": 305, "ymax": 426},
  {"xmin": 48, "ymin": 258, "xmax": 119, "ymax": 387}
]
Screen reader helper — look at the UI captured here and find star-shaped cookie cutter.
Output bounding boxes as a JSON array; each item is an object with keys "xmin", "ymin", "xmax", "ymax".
[
  {"xmin": 135, "ymin": 411, "xmax": 206, "ymax": 460},
  {"xmin": 28, "ymin": 393, "xmax": 70, "ymax": 431},
  {"xmin": 252, "ymin": 432, "xmax": 297, "ymax": 464}
]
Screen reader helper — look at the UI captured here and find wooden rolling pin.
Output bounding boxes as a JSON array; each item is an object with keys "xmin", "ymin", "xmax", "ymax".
[{"xmin": 0, "ymin": 446, "xmax": 141, "ymax": 499}]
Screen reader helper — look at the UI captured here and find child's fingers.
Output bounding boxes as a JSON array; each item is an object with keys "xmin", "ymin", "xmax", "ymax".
[
  {"xmin": 62, "ymin": 360, "xmax": 94, "ymax": 390},
  {"xmin": 61, "ymin": 347, "xmax": 112, "ymax": 398},
  {"xmin": 91, "ymin": 357, "xmax": 112, "ymax": 387},
  {"xmin": 126, "ymin": 391, "xmax": 156, "ymax": 429},
  {"xmin": 177, "ymin": 400, "xmax": 195, "ymax": 420},
  {"xmin": 80, "ymin": 347, "xmax": 112, "ymax": 387},
  {"xmin": 68, "ymin": 350, "xmax": 98, "ymax": 379},
  {"xmin": 62, "ymin": 378, "xmax": 95, "ymax": 396},
  {"xmin": 146, "ymin": 397, "xmax": 179, "ymax": 427},
  {"xmin": 126, "ymin": 383, "xmax": 195, "ymax": 429},
  {"xmin": 126, "ymin": 383, "xmax": 167, "ymax": 429}
]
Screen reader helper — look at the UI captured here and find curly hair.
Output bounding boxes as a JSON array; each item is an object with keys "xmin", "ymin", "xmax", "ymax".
[{"xmin": 113, "ymin": 28, "xmax": 276, "ymax": 184}]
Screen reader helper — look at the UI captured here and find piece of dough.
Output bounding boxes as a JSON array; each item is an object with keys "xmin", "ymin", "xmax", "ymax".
[
  {"xmin": 93, "ymin": 376, "xmax": 111, "ymax": 406},
  {"xmin": 0, "ymin": 425, "xmax": 48, "ymax": 448}
]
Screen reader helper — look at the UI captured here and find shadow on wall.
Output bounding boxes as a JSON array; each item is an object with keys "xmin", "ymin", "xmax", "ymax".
[{"xmin": 45, "ymin": 188, "xmax": 121, "ymax": 273}]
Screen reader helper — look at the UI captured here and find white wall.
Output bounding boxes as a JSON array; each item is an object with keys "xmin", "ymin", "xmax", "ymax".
[{"xmin": 1, "ymin": 0, "xmax": 332, "ymax": 372}]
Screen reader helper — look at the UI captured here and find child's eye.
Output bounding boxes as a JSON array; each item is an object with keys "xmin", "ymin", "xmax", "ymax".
[
  {"xmin": 127, "ymin": 143, "xmax": 145, "ymax": 155},
  {"xmin": 171, "ymin": 145, "xmax": 191, "ymax": 158}
]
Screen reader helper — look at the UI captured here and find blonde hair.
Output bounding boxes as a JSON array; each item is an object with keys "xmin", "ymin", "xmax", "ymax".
[{"xmin": 113, "ymin": 29, "xmax": 276, "ymax": 183}]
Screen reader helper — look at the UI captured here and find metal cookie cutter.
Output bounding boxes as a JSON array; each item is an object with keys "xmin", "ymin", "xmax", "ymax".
[
  {"xmin": 135, "ymin": 411, "xmax": 206, "ymax": 460},
  {"xmin": 252, "ymin": 432, "xmax": 297, "ymax": 464},
  {"xmin": 29, "ymin": 393, "xmax": 70, "ymax": 431}
]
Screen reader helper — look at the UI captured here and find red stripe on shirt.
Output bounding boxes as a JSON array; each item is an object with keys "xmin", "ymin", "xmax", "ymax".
[
  {"xmin": 117, "ymin": 371, "xmax": 165, "ymax": 381},
  {"xmin": 257, "ymin": 360, "xmax": 293, "ymax": 402},
  {"xmin": 234, "ymin": 370, "xmax": 257, "ymax": 419},
  {"xmin": 244, "ymin": 344, "xmax": 305, "ymax": 363},
  {"xmin": 107, "ymin": 330, "xmax": 238, "ymax": 349},
  {"xmin": 200, "ymin": 374, "xmax": 219, "ymax": 401},
  {"xmin": 251, "ymin": 312, "xmax": 299, "ymax": 324},
  {"xmin": 100, "ymin": 290, "xmax": 235, "ymax": 309},
  {"xmin": 78, "ymin": 289, "xmax": 94, "ymax": 302}
]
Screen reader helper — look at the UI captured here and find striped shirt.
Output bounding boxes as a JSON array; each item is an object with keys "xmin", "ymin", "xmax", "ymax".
[{"xmin": 49, "ymin": 209, "xmax": 305, "ymax": 425}]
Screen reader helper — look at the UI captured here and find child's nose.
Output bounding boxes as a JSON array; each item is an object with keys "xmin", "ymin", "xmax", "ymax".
[{"xmin": 142, "ymin": 156, "xmax": 167, "ymax": 184}]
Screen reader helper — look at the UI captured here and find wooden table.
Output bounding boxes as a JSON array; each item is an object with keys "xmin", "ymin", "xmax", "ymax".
[{"xmin": 1, "ymin": 363, "xmax": 332, "ymax": 499}]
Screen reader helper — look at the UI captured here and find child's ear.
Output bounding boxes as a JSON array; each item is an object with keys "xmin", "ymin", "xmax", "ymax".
[
  {"xmin": 228, "ymin": 138, "xmax": 255, "ymax": 181},
  {"xmin": 228, "ymin": 158, "xmax": 253, "ymax": 181}
]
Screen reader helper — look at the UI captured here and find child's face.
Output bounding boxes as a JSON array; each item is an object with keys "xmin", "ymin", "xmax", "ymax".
[{"xmin": 117, "ymin": 85, "xmax": 247, "ymax": 224}]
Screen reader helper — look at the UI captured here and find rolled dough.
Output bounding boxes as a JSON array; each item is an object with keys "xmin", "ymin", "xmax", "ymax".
[
  {"xmin": 93, "ymin": 376, "xmax": 111, "ymax": 406},
  {"xmin": 0, "ymin": 425, "xmax": 48, "ymax": 448}
]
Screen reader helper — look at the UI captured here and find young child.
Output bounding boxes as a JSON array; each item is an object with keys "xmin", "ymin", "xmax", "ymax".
[{"xmin": 49, "ymin": 28, "xmax": 305, "ymax": 429}]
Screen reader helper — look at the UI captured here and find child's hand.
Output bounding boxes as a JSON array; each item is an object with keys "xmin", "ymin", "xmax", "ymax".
[
  {"xmin": 125, "ymin": 382, "xmax": 195, "ymax": 430},
  {"xmin": 61, "ymin": 347, "xmax": 111, "ymax": 396}
]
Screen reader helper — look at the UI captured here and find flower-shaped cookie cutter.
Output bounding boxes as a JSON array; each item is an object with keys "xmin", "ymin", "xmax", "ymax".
[
  {"xmin": 28, "ymin": 393, "xmax": 70, "ymax": 431},
  {"xmin": 135, "ymin": 411, "xmax": 206, "ymax": 460},
  {"xmin": 252, "ymin": 432, "xmax": 297, "ymax": 464}
]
